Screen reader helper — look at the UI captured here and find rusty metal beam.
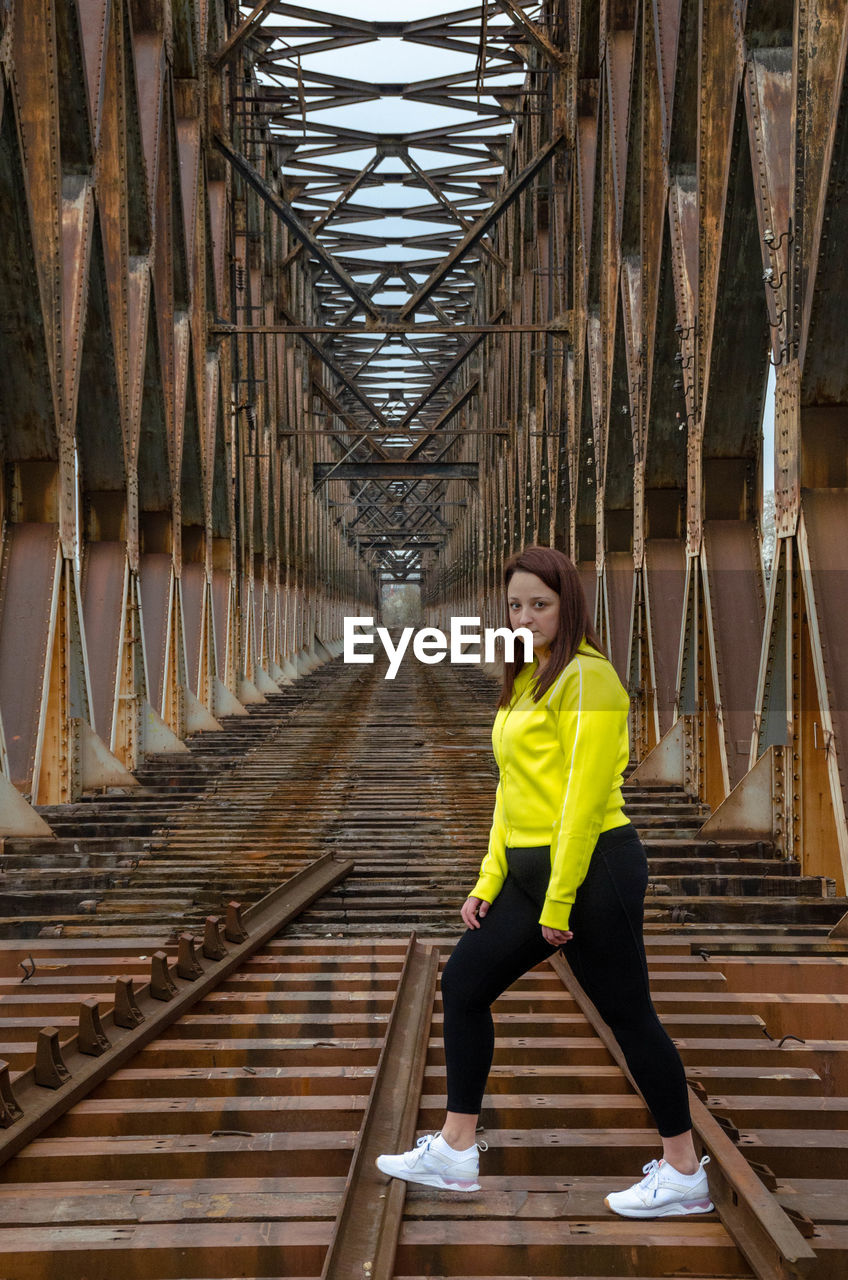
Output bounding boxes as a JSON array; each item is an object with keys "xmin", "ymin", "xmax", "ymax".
[
  {"xmin": 397, "ymin": 134, "xmax": 569, "ymax": 320},
  {"xmin": 310, "ymin": 379, "xmax": 391, "ymax": 456},
  {"xmin": 494, "ymin": 0, "xmax": 570, "ymax": 67},
  {"xmin": 215, "ymin": 135, "xmax": 386, "ymax": 322},
  {"xmin": 210, "ymin": 0, "xmax": 280, "ymax": 66},
  {"xmin": 320, "ymin": 936, "xmax": 438, "ymax": 1280},
  {"xmin": 210, "ymin": 323, "xmax": 571, "ymax": 334},
  {"xmin": 314, "ymin": 462, "xmax": 478, "ymax": 481},
  {"xmin": 405, "ymin": 380, "xmax": 479, "ymax": 459},
  {"xmin": 550, "ymin": 953, "xmax": 818, "ymax": 1280},
  {"xmin": 400, "ymin": 149, "xmax": 508, "ymax": 270},
  {"xmin": 276, "ymin": 307, "xmax": 392, "ymax": 435},
  {"xmin": 281, "ymin": 155, "xmax": 382, "ymax": 269},
  {"xmin": 398, "ymin": 314, "xmax": 503, "ymax": 433}
]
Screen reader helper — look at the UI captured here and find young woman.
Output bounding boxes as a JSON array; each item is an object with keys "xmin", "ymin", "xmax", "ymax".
[{"xmin": 377, "ymin": 545, "xmax": 713, "ymax": 1219}]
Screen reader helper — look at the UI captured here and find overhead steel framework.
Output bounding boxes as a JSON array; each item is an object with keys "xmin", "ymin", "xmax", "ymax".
[
  {"xmin": 209, "ymin": 3, "xmax": 570, "ymax": 585},
  {"xmin": 0, "ymin": 1, "xmax": 846, "ymax": 899}
]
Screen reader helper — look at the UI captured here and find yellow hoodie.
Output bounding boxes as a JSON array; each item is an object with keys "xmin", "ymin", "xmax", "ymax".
[{"xmin": 470, "ymin": 640, "xmax": 631, "ymax": 931}]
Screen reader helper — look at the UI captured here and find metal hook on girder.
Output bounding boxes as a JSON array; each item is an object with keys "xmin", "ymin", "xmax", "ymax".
[
  {"xmin": 762, "ymin": 266, "xmax": 788, "ymax": 291},
  {"xmin": 763, "ymin": 219, "xmax": 793, "ymax": 253},
  {"xmin": 19, "ymin": 955, "xmax": 36, "ymax": 983}
]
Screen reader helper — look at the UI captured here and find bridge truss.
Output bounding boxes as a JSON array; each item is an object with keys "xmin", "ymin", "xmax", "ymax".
[{"xmin": 0, "ymin": 1, "xmax": 846, "ymax": 895}]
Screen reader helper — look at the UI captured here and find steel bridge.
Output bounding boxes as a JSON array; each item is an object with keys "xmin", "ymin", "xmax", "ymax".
[{"xmin": 0, "ymin": 2, "xmax": 847, "ymax": 1278}]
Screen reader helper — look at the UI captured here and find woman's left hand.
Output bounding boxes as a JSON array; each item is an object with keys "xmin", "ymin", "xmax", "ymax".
[{"xmin": 541, "ymin": 926, "xmax": 573, "ymax": 946}]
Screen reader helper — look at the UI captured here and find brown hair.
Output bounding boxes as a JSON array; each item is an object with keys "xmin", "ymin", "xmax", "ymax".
[{"xmin": 497, "ymin": 545, "xmax": 604, "ymax": 707}]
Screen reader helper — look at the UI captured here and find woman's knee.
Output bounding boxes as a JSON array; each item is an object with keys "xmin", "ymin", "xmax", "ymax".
[
  {"xmin": 600, "ymin": 998, "xmax": 666, "ymax": 1050},
  {"xmin": 440, "ymin": 949, "xmax": 468, "ymax": 1012},
  {"xmin": 441, "ymin": 946, "xmax": 491, "ymax": 1017}
]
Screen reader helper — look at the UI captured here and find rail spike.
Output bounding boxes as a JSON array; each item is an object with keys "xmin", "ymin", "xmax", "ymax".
[
  {"xmin": 225, "ymin": 901, "xmax": 249, "ymax": 943},
  {"xmin": 0, "ymin": 1061, "xmax": 23, "ymax": 1128},
  {"xmin": 78, "ymin": 998, "xmax": 111, "ymax": 1057},
  {"xmin": 150, "ymin": 952, "xmax": 178, "ymax": 1001},
  {"xmin": 712, "ymin": 1113, "xmax": 741, "ymax": 1144},
  {"xmin": 34, "ymin": 1028, "xmax": 71, "ymax": 1090},
  {"xmin": 747, "ymin": 1160, "xmax": 779, "ymax": 1192},
  {"xmin": 177, "ymin": 933, "xmax": 205, "ymax": 981},
  {"xmin": 114, "ymin": 977, "xmax": 144, "ymax": 1029},
  {"xmin": 203, "ymin": 915, "xmax": 228, "ymax": 960}
]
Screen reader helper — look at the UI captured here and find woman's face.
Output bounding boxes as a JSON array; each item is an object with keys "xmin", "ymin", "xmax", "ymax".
[{"xmin": 507, "ymin": 570, "xmax": 560, "ymax": 660}]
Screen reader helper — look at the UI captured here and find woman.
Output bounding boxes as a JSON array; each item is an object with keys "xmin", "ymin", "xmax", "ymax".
[{"xmin": 377, "ymin": 546, "xmax": 712, "ymax": 1219}]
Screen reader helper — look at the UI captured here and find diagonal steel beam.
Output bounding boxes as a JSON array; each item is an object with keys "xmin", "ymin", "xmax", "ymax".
[
  {"xmin": 350, "ymin": 334, "xmax": 391, "ymax": 379},
  {"xmin": 215, "ymin": 134, "xmax": 386, "ymax": 322},
  {"xmin": 400, "ymin": 332, "xmax": 438, "ymax": 375},
  {"xmin": 313, "ymin": 433, "xmax": 375, "ymax": 491},
  {"xmin": 334, "ymin": 272, "xmax": 391, "ymax": 329},
  {"xmin": 400, "ymin": 150, "xmax": 508, "ymax": 270},
  {"xmin": 349, "ymin": 501, "xmax": 449, "ymax": 533},
  {"xmin": 397, "ymin": 310, "xmax": 504, "ymax": 429},
  {"xmin": 494, "ymin": 0, "xmax": 570, "ymax": 67},
  {"xmin": 348, "ymin": 482, "xmax": 451, "ymax": 533},
  {"xmin": 311, "ymin": 380, "xmax": 390, "ymax": 458},
  {"xmin": 348, "ymin": 502, "xmax": 390, "ymax": 531},
  {"xmin": 211, "ymin": 0, "xmax": 280, "ymax": 66},
  {"xmin": 397, "ymin": 133, "xmax": 568, "ymax": 319},
  {"xmin": 405, "ymin": 379, "xmax": 479, "ymax": 459},
  {"xmin": 275, "ymin": 304, "xmax": 391, "ymax": 430},
  {"xmin": 281, "ymin": 155, "xmax": 381, "ymax": 269},
  {"xmin": 259, "ymin": 3, "xmax": 378, "ymax": 34}
]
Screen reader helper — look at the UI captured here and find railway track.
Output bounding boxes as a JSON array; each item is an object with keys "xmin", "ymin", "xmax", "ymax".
[{"xmin": 0, "ymin": 654, "xmax": 846, "ymax": 1277}]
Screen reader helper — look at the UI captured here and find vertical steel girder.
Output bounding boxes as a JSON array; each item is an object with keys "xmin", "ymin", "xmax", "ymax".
[{"xmin": 0, "ymin": 0, "xmax": 369, "ymax": 824}]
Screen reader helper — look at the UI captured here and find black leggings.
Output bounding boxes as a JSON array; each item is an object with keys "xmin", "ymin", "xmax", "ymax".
[{"xmin": 441, "ymin": 825, "xmax": 692, "ymax": 1138}]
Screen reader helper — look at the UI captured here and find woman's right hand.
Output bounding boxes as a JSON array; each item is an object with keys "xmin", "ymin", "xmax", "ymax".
[{"xmin": 461, "ymin": 896, "xmax": 490, "ymax": 930}]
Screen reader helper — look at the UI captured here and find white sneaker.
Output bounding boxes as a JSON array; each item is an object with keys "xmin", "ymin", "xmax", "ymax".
[
  {"xmin": 605, "ymin": 1155, "xmax": 713, "ymax": 1218},
  {"xmin": 375, "ymin": 1131, "xmax": 486, "ymax": 1192}
]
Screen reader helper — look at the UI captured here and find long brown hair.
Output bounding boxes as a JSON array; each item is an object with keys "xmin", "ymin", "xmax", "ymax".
[{"xmin": 497, "ymin": 546, "xmax": 603, "ymax": 707}]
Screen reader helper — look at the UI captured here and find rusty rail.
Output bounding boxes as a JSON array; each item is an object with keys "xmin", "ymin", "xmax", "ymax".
[
  {"xmin": 321, "ymin": 933, "xmax": 439, "ymax": 1280},
  {"xmin": 0, "ymin": 659, "xmax": 845, "ymax": 1276},
  {"xmin": 550, "ymin": 951, "xmax": 818, "ymax": 1279}
]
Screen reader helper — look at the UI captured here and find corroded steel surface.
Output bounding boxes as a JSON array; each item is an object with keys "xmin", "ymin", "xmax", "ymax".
[
  {"xmin": 0, "ymin": 0, "xmax": 846, "ymax": 894},
  {"xmin": 0, "ymin": 654, "xmax": 845, "ymax": 1276}
]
